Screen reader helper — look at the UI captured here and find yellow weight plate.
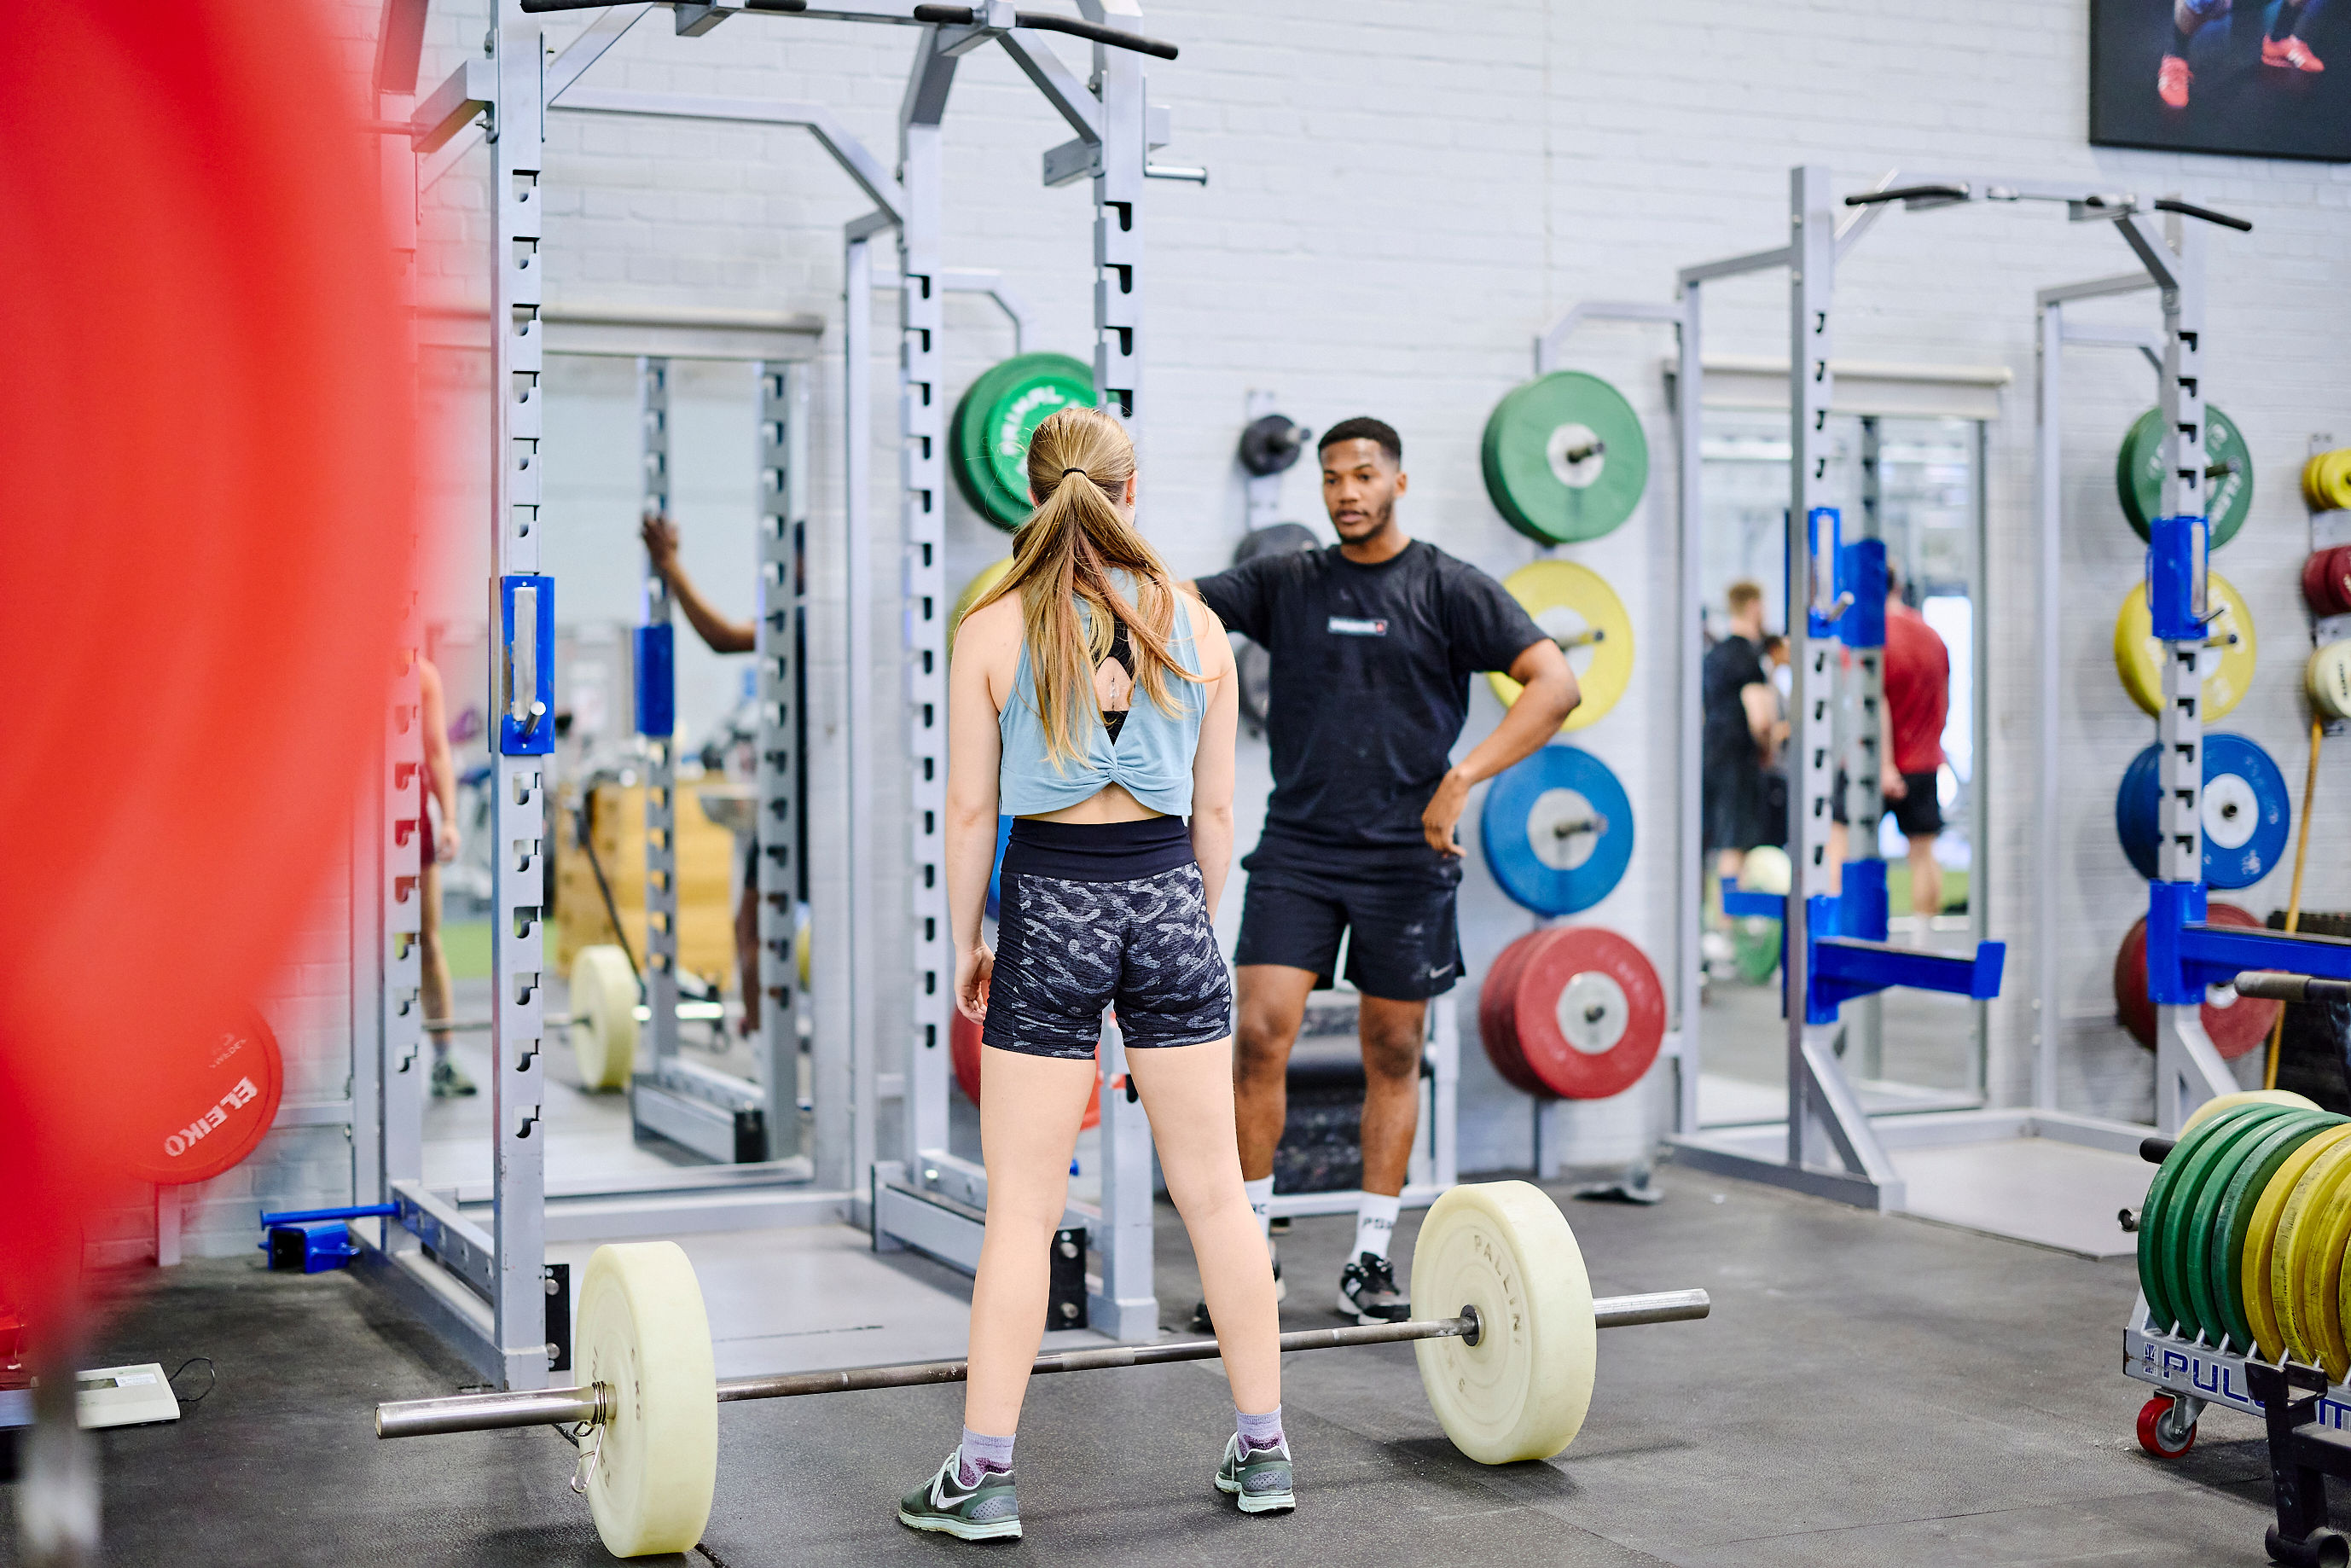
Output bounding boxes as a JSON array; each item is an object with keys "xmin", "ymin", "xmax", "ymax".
[
  {"xmin": 949, "ymin": 558, "xmax": 1014, "ymax": 658},
  {"xmin": 2309, "ymin": 643, "xmax": 2351, "ymax": 724},
  {"xmin": 2187, "ymin": 1089, "xmax": 2320, "ymax": 1137},
  {"xmin": 1486, "ymin": 560, "xmax": 1634, "ymax": 732},
  {"xmin": 2310, "ymin": 1169, "xmax": 2351, "ymax": 1379},
  {"xmin": 2304, "ymin": 448, "xmax": 2351, "ymax": 513},
  {"xmin": 2114, "ymin": 573, "xmax": 2255, "ymax": 723},
  {"xmin": 2247, "ymin": 1124, "xmax": 2351, "ymax": 1362},
  {"xmin": 2274, "ymin": 1138, "xmax": 2351, "ymax": 1364}
]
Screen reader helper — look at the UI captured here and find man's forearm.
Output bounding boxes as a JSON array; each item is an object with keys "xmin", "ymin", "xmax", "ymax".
[
  {"xmin": 1454, "ymin": 673, "xmax": 1577, "ymax": 786},
  {"xmin": 668, "ymin": 572, "xmax": 756, "ymax": 654}
]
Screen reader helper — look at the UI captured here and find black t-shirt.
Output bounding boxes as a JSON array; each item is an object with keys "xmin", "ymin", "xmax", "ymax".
[
  {"xmin": 1701, "ymin": 634, "xmax": 1766, "ymax": 775},
  {"xmin": 1194, "ymin": 540, "xmax": 1547, "ymax": 864}
]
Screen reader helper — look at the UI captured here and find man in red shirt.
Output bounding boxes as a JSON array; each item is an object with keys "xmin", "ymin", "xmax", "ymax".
[{"xmin": 1877, "ymin": 563, "xmax": 1951, "ymax": 921}]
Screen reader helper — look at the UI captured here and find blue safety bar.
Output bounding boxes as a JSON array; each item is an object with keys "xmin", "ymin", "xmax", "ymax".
[
  {"xmin": 259, "ymin": 1203, "xmax": 398, "ymax": 1228},
  {"xmin": 2138, "ymin": 514, "xmax": 2351, "ymax": 1003}
]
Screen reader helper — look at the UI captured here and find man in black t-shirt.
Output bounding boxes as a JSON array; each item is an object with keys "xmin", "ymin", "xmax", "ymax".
[
  {"xmin": 1190, "ymin": 417, "xmax": 1578, "ymax": 1327},
  {"xmin": 1699, "ymin": 578, "xmax": 1782, "ymax": 883}
]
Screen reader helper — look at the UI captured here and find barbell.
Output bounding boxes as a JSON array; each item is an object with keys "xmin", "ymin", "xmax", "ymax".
[{"xmin": 374, "ymin": 1182, "xmax": 1708, "ymax": 1559}]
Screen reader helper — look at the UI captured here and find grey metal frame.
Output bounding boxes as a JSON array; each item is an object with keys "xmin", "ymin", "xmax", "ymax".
[
  {"xmin": 1535, "ymin": 167, "xmax": 2228, "ymax": 1213},
  {"xmin": 368, "ymin": 0, "xmax": 1192, "ymax": 1370}
]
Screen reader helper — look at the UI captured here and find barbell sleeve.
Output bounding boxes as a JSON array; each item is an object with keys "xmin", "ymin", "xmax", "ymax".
[
  {"xmin": 375, "ymin": 1288, "xmax": 1709, "ymax": 1440},
  {"xmin": 2232, "ymin": 972, "xmax": 2351, "ymax": 1005}
]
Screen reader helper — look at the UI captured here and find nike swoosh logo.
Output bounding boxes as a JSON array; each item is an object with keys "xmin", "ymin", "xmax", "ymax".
[{"xmin": 932, "ymin": 1475, "xmax": 981, "ymax": 1508}]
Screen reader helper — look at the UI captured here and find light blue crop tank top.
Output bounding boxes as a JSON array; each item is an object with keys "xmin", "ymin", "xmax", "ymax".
[{"xmin": 999, "ymin": 574, "xmax": 1205, "ymax": 818}]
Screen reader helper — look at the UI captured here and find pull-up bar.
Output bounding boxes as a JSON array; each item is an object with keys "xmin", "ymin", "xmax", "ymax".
[{"xmin": 519, "ymin": 0, "xmax": 1181, "ymax": 59}]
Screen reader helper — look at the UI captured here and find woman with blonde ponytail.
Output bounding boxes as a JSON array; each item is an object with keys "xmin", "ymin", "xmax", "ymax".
[{"xmin": 897, "ymin": 407, "xmax": 1288, "ymax": 1540}]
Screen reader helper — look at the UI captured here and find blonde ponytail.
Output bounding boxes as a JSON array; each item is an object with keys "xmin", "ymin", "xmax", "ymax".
[{"xmin": 970, "ymin": 405, "xmax": 1203, "ymax": 769}]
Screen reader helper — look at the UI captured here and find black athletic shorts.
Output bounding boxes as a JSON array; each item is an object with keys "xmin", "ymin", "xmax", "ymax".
[
  {"xmin": 1829, "ymin": 769, "xmax": 1943, "ymax": 839},
  {"xmin": 1233, "ymin": 849, "xmax": 1462, "ymax": 1001},
  {"xmin": 984, "ymin": 819, "xmax": 1233, "ymax": 1058}
]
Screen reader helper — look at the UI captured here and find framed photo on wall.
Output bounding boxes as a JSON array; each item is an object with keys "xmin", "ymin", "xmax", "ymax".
[{"xmin": 2091, "ymin": 0, "xmax": 2351, "ymax": 160}]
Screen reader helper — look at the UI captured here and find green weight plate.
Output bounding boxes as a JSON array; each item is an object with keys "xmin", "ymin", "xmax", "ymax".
[
  {"xmin": 2200, "ymin": 1112, "xmax": 2335, "ymax": 1349},
  {"xmin": 1480, "ymin": 372, "xmax": 1648, "ymax": 545},
  {"xmin": 2162, "ymin": 1104, "xmax": 2307, "ymax": 1339},
  {"xmin": 2117, "ymin": 404, "xmax": 2254, "ymax": 549},
  {"xmin": 1732, "ymin": 917, "xmax": 1780, "ymax": 985},
  {"xmin": 2139, "ymin": 1102, "xmax": 2292, "ymax": 1334},
  {"xmin": 951, "ymin": 352, "xmax": 1097, "ymax": 532}
]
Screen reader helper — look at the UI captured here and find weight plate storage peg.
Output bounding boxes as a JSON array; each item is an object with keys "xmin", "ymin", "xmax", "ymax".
[
  {"xmin": 1480, "ymin": 371, "xmax": 1649, "ymax": 545},
  {"xmin": 2117, "ymin": 404, "xmax": 2254, "ymax": 547},
  {"xmin": 950, "ymin": 353, "xmax": 1097, "ymax": 531},
  {"xmin": 1486, "ymin": 560, "xmax": 1634, "ymax": 732},
  {"xmin": 1479, "ymin": 745, "xmax": 1634, "ymax": 916},
  {"xmin": 1409, "ymin": 1182, "xmax": 1595, "ymax": 1463},
  {"xmin": 130, "ymin": 1006, "xmax": 285, "ymax": 1185},
  {"xmin": 2113, "ymin": 902, "xmax": 2279, "ymax": 1057},
  {"xmin": 1481, "ymin": 926, "xmax": 1664, "ymax": 1101},
  {"xmin": 571, "ymin": 945, "xmax": 639, "ymax": 1091},
  {"xmin": 2113, "ymin": 573, "xmax": 2257, "ymax": 722},
  {"xmin": 2113, "ymin": 733, "xmax": 2290, "ymax": 889}
]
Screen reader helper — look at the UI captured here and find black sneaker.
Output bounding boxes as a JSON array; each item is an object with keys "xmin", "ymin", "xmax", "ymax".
[
  {"xmin": 1337, "ymin": 1252, "xmax": 1408, "ymax": 1325},
  {"xmin": 1189, "ymin": 1247, "xmax": 1284, "ymax": 1333}
]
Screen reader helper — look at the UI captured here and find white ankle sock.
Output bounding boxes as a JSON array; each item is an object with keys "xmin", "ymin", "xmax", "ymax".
[
  {"xmin": 1244, "ymin": 1176, "xmax": 1274, "ymax": 1246},
  {"xmin": 1352, "ymin": 1193, "xmax": 1401, "ymax": 1262}
]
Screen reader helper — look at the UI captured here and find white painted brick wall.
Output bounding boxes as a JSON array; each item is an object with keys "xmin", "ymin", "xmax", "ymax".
[{"xmin": 361, "ymin": 0, "xmax": 2351, "ymax": 1191}]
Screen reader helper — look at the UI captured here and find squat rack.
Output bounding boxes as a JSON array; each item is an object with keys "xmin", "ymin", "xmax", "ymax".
[{"xmin": 355, "ymin": 0, "xmax": 1193, "ymax": 1390}]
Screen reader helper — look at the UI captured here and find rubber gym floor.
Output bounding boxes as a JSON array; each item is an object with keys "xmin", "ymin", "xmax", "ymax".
[{"xmin": 7, "ymin": 1171, "xmax": 2331, "ymax": 1568}]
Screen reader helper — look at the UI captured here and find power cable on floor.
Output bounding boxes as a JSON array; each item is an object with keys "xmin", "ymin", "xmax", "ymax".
[{"xmin": 167, "ymin": 1357, "xmax": 216, "ymax": 1407}]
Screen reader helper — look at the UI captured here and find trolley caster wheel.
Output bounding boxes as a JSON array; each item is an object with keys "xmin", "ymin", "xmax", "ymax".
[
  {"xmin": 2266, "ymin": 1524, "xmax": 2350, "ymax": 1568},
  {"xmin": 2137, "ymin": 1394, "xmax": 2197, "ymax": 1459}
]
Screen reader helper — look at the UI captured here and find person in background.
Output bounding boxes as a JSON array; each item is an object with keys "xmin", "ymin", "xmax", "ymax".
[
  {"xmin": 1187, "ymin": 417, "xmax": 1578, "ymax": 1330},
  {"xmin": 1700, "ymin": 581, "xmax": 1782, "ymax": 892},
  {"xmin": 1830, "ymin": 561, "xmax": 1952, "ymax": 929},
  {"xmin": 637, "ymin": 514, "xmax": 763, "ymax": 1034},
  {"xmin": 418, "ymin": 657, "xmax": 472, "ymax": 1098}
]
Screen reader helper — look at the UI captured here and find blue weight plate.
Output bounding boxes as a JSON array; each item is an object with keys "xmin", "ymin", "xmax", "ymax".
[
  {"xmin": 2115, "ymin": 733, "xmax": 2290, "ymax": 889},
  {"xmin": 1479, "ymin": 745, "xmax": 1634, "ymax": 916}
]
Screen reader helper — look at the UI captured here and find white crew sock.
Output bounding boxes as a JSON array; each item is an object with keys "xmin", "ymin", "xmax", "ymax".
[
  {"xmin": 1244, "ymin": 1176, "xmax": 1275, "ymax": 1247},
  {"xmin": 1352, "ymin": 1192, "xmax": 1402, "ymax": 1262}
]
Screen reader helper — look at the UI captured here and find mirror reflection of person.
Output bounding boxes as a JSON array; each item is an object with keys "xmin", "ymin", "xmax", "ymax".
[
  {"xmin": 419, "ymin": 657, "xmax": 472, "ymax": 1097},
  {"xmin": 1700, "ymin": 581, "xmax": 1784, "ymax": 895},
  {"xmin": 1829, "ymin": 562, "xmax": 1951, "ymax": 931},
  {"xmin": 637, "ymin": 514, "xmax": 763, "ymax": 1034}
]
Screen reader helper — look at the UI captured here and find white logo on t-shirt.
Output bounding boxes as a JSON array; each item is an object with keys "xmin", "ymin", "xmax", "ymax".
[{"xmin": 1327, "ymin": 616, "xmax": 1388, "ymax": 636}]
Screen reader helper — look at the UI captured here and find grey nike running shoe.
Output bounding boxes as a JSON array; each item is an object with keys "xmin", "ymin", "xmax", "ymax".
[
  {"xmin": 897, "ymin": 1447, "xmax": 1021, "ymax": 1541},
  {"xmin": 1337, "ymin": 1251, "xmax": 1408, "ymax": 1324},
  {"xmin": 1214, "ymin": 1432, "xmax": 1295, "ymax": 1514}
]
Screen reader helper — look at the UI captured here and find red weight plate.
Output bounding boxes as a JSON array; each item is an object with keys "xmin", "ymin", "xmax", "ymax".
[
  {"xmin": 2304, "ymin": 546, "xmax": 2351, "ymax": 619},
  {"xmin": 128, "ymin": 1008, "xmax": 284, "ymax": 1186},
  {"xmin": 1478, "ymin": 930, "xmax": 1557, "ymax": 1098},
  {"xmin": 2114, "ymin": 901, "xmax": 2278, "ymax": 1059},
  {"xmin": 1511, "ymin": 926, "xmax": 1665, "ymax": 1101},
  {"xmin": 952, "ymin": 1008, "xmax": 1100, "ymax": 1130}
]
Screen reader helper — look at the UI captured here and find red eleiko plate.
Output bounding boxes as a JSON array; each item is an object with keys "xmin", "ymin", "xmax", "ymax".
[
  {"xmin": 2114, "ymin": 901, "xmax": 2278, "ymax": 1060},
  {"xmin": 130, "ymin": 1008, "xmax": 284, "ymax": 1186},
  {"xmin": 1477, "ymin": 930, "xmax": 1553, "ymax": 1097},
  {"xmin": 951, "ymin": 1008, "xmax": 1100, "ymax": 1131},
  {"xmin": 1485, "ymin": 926, "xmax": 1664, "ymax": 1101}
]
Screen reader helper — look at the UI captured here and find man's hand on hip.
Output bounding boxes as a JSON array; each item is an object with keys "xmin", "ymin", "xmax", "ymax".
[{"xmin": 1421, "ymin": 768, "xmax": 1471, "ymax": 857}]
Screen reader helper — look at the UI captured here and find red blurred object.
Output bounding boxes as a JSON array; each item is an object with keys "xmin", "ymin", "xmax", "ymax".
[
  {"xmin": 2113, "ymin": 901, "xmax": 2279, "ymax": 1058},
  {"xmin": 950, "ymin": 1008, "xmax": 1102, "ymax": 1131},
  {"xmin": 0, "ymin": 6, "xmax": 415, "ymax": 1330},
  {"xmin": 2303, "ymin": 546, "xmax": 2351, "ymax": 618}
]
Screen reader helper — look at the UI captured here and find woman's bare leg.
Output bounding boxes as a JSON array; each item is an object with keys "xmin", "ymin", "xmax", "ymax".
[
  {"xmin": 1127, "ymin": 1037, "xmax": 1280, "ymax": 1415},
  {"xmin": 964, "ymin": 1046, "xmax": 1097, "ymax": 1436}
]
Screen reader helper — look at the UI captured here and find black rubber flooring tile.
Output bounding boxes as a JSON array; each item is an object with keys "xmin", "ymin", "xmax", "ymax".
[{"xmin": 5, "ymin": 1168, "xmax": 2343, "ymax": 1568}]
